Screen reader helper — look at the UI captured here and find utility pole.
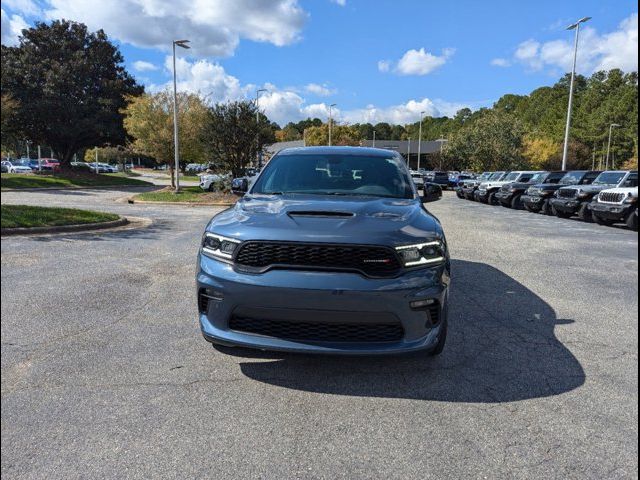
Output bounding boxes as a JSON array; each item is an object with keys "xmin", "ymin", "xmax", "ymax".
[
  {"xmin": 407, "ymin": 138, "xmax": 411, "ymax": 166},
  {"xmin": 372, "ymin": 130, "xmax": 376, "ymax": 148},
  {"xmin": 328, "ymin": 104, "xmax": 337, "ymax": 146},
  {"xmin": 172, "ymin": 39, "xmax": 191, "ymax": 192},
  {"xmin": 561, "ymin": 16, "xmax": 591, "ymax": 170},
  {"xmin": 606, "ymin": 123, "xmax": 621, "ymax": 170},
  {"xmin": 255, "ymin": 88, "xmax": 267, "ymax": 168},
  {"xmin": 417, "ymin": 111, "xmax": 424, "ymax": 171}
]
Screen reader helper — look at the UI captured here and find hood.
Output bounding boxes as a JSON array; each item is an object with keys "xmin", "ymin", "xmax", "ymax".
[
  {"xmin": 562, "ymin": 184, "xmax": 617, "ymax": 195},
  {"xmin": 480, "ymin": 180, "xmax": 512, "ymax": 189},
  {"xmin": 597, "ymin": 187, "xmax": 638, "ymax": 195},
  {"xmin": 207, "ymin": 194, "xmax": 444, "ymax": 247}
]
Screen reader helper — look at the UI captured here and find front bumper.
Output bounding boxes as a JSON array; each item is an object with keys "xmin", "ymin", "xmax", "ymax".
[
  {"xmin": 521, "ymin": 194, "xmax": 548, "ymax": 209},
  {"xmin": 476, "ymin": 189, "xmax": 489, "ymax": 201},
  {"xmin": 550, "ymin": 197, "xmax": 583, "ymax": 214},
  {"xmin": 589, "ymin": 202, "xmax": 635, "ymax": 220},
  {"xmin": 197, "ymin": 254, "xmax": 450, "ymax": 355},
  {"xmin": 494, "ymin": 191, "xmax": 515, "ymax": 205}
]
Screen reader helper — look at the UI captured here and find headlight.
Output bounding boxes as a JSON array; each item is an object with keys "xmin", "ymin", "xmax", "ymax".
[
  {"xmin": 201, "ymin": 232, "xmax": 241, "ymax": 261},
  {"xmin": 624, "ymin": 194, "xmax": 637, "ymax": 204},
  {"xmin": 395, "ymin": 240, "xmax": 446, "ymax": 267}
]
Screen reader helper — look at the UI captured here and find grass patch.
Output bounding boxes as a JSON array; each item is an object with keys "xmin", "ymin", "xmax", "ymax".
[
  {"xmin": 133, "ymin": 186, "xmax": 236, "ymax": 204},
  {"xmin": 1, "ymin": 172, "xmax": 152, "ymax": 189},
  {"xmin": 1, "ymin": 205, "xmax": 120, "ymax": 229}
]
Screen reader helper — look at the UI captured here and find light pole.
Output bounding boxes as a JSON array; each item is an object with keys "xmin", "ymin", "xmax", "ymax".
[
  {"xmin": 37, "ymin": 145, "xmax": 41, "ymax": 171},
  {"xmin": 417, "ymin": 111, "xmax": 424, "ymax": 171},
  {"xmin": 372, "ymin": 130, "xmax": 376, "ymax": 148},
  {"xmin": 328, "ymin": 104, "xmax": 337, "ymax": 146},
  {"xmin": 25, "ymin": 140, "xmax": 31, "ymax": 160},
  {"xmin": 172, "ymin": 39, "xmax": 190, "ymax": 192},
  {"xmin": 606, "ymin": 123, "xmax": 621, "ymax": 169},
  {"xmin": 255, "ymin": 88, "xmax": 267, "ymax": 168},
  {"xmin": 561, "ymin": 16, "xmax": 591, "ymax": 171},
  {"xmin": 407, "ymin": 138, "xmax": 411, "ymax": 166}
]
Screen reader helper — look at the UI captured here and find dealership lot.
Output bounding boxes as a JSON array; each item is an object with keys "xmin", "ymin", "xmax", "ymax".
[{"xmin": 1, "ymin": 189, "xmax": 638, "ymax": 479}]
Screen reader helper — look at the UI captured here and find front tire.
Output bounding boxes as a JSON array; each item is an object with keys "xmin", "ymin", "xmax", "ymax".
[
  {"xmin": 487, "ymin": 192, "xmax": 499, "ymax": 206},
  {"xmin": 540, "ymin": 199, "xmax": 552, "ymax": 215},
  {"xmin": 510, "ymin": 194, "xmax": 523, "ymax": 210},
  {"xmin": 626, "ymin": 210, "xmax": 638, "ymax": 231},
  {"xmin": 578, "ymin": 203, "xmax": 593, "ymax": 222}
]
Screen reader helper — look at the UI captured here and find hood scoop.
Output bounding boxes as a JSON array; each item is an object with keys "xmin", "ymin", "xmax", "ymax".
[{"xmin": 287, "ymin": 211, "xmax": 355, "ymax": 218}]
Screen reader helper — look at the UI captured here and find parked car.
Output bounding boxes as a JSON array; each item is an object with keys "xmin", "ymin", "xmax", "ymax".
[
  {"xmin": 197, "ymin": 146, "xmax": 449, "ymax": 355},
  {"xmin": 1, "ymin": 159, "xmax": 33, "ymax": 173},
  {"xmin": 476, "ymin": 171, "xmax": 540, "ymax": 205},
  {"xmin": 200, "ymin": 173, "xmax": 230, "ymax": 191},
  {"xmin": 589, "ymin": 187, "xmax": 638, "ymax": 230},
  {"xmin": 521, "ymin": 170, "xmax": 601, "ymax": 215},
  {"xmin": 459, "ymin": 172, "xmax": 506, "ymax": 200},
  {"xmin": 70, "ymin": 161, "xmax": 93, "ymax": 171},
  {"xmin": 40, "ymin": 158, "xmax": 61, "ymax": 172},
  {"xmin": 494, "ymin": 171, "xmax": 566, "ymax": 209},
  {"xmin": 424, "ymin": 171, "xmax": 450, "ymax": 189},
  {"xmin": 550, "ymin": 170, "xmax": 638, "ymax": 222},
  {"xmin": 448, "ymin": 173, "xmax": 474, "ymax": 190},
  {"xmin": 410, "ymin": 170, "xmax": 425, "ymax": 188},
  {"xmin": 28, "ymin": 159, "xmax": 43, "ymax": 171}
]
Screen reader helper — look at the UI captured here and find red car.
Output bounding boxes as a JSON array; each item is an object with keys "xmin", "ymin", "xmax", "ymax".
[{"xmin": 40, "ymin": 158, "xmax": 61, "ymax": 172}]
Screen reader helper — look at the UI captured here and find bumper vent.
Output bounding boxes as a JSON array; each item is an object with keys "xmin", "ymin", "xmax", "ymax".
[
  {"xmin": 234, "ymin": 241, "xmax": 402, "ymax": 277},
  {"xmin": 229, "ymin": 316, "xmax": 404, "ymax": 343},
  {"xmin": 198, "ymin": 289, "xmax": 209, "ymax": 314}
]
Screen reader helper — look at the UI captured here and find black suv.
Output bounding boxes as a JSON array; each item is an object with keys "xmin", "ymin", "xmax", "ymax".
[
  {"xmin": 550, "ymin": 170, "xmax": 638, "ymax": 222},
  {"xmin": 495, "ymin": 171, "xmax": 566, "ymax": 209},
  {"xmin": 462, "ymin": 172, "xmax": 508, "ymax": 200},
  {"xmin": 521, "ymin": 170, "xmax": 601, "ymax": 215}
]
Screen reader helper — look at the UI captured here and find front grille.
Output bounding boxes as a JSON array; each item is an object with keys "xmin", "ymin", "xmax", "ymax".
[
  {"xmin": 229, "ymin": 316, "xmax": 404, "ymax": 343},
  {"xmin": 557, "ymin": 188, "xmax": 578, "ymax": 199},
  {"xmin": 234, "ymin": 241, "xmax": 402, "ymax": 277},
  {"xmin": 527, "ymin": 187, "xmax": 542, "ymax": 196},
  {"xmin": 599, "ymin": 192, "xmax": 625, "ymax": 203}
]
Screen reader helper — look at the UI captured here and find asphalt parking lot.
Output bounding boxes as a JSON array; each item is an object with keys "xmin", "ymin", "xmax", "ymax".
[{"xmin": 1, "ymin": 188, "xmax": 638, "ymax": 479}]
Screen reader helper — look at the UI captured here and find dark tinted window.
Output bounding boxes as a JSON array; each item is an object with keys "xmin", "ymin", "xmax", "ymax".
[
  {"xmin": 625, "ymin": 173, "xmax": 638, "ymax": 187},
  {"xmin": 582, "ymin": 172, "xmax": 600, "ymax": 184},
  {"xmin": 546, "ymin": 172, "xmax": 566, "ymax": 183},
  {"xmin": 518, "ymin": 174, "xmax": 534, "ymax": 182},
  {"xmin": 251, "ymin": 154, "xmax": 414, "ymax": 199}
]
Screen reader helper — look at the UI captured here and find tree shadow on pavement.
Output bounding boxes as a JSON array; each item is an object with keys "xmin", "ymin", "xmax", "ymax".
[{"xmin": 230, "ymin": 260, "xmax": 585, "ymax": 403}]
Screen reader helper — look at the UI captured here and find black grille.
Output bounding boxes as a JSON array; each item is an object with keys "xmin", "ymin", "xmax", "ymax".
[
  {"xmin": 229, "ymin": 316, "xmax": 404, "ymax": 343},
  {"xmin": 234, "ymin": 241, "xmax": 402, "ymax": 277},
  {"xmin": 558, "ymin": 188, "xmax": 578, "ymax": 199},
  {"xmin": 599, "ymin": 192, "xmax": 625, "ymax": 203}
]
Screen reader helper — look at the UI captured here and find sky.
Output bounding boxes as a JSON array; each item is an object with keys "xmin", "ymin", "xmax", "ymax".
[{"xmin": 1, "ymin": 0, "xmax": 638, "ymax": 127}]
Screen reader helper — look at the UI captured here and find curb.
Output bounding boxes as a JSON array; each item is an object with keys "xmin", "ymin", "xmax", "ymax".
[
  {"xmin": 1, "ymin": 184, "xmax": 155, "ymax": 192},
  {"xmin": 127, "ymin": 198, "xmax": 234, "ymax": 207},
  {"xmin": 1, "ymin": 217, "xmax": 129, "ymax": 236}
]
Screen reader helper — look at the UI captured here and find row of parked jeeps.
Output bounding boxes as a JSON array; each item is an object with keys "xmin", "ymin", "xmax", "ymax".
[{"xmin": 455, "ymin": 169, "xmax": 639, "ymax": 231}]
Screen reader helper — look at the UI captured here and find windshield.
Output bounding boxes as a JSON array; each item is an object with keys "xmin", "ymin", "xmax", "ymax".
[
  {"xmin": 504, "ymin": 172, "xmax": 520, "ymax": 181},
  {"xmin": 251, "ymin": 153, "xmax": 414, "ymax": 199},
  {"xmin": 560, "ymin": 171, "xmax": 585, "ymax": 185},
  {"xmin": 489, "ymin": 171, "xmax": 505, "ymax": 180},
  {"xmin": 593, "ymin": 172, "xmax": 626, "ymax": 186},
  {"xmin": 528, "ymin": 172, "xmax": 548, "ymax": 184}
]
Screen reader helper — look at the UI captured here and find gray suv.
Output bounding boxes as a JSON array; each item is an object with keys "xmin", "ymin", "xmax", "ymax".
[{"xmin": 196, "ymin": 147, "xmax": 450, "ymax": 355}]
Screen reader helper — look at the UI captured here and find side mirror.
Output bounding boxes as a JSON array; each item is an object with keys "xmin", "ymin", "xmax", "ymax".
[
  {"xmin": 232, "ymin": 178, "xmax": 249, "ymax": 196},
  {"xmin": 422, "ymin": 183, "xmax": 442, "ymax": 203}
]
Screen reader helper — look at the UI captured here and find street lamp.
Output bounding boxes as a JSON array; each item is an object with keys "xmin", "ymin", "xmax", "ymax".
[
  {"xmin": 606, "ymin": 123, "xmax": 621, "ymax": 169},
  {"xmin": 417, "ymin": 111, "xmax": 425, "ymax": 171},
  {"xmin": 172, "ymin": 39, "xmax": 190, "ymax": 192},
  {"xmin": 561, "ymin": 16, "xmax": 591, "ymax": 171},
  {"xmin": 407, "ymin": 137, "xmax": 411, "ymax": 166},
  {"xmin": 328, "ymin": 104, "xmax": 337, "ymax": 146},
  {"xmin": 255, "ymin": 88, "xmax": 267, "ymax": 168},
  {"xmin": 372, "ymin": 130, "xmax": 376, "ymax": 148}
]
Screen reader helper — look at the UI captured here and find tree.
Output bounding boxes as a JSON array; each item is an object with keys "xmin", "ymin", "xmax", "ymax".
[
  {"xmin": 1, "ymin": 20, "xmax": 143, "ymax": 166},
  {"xmin": 201, "ymin": 100, "xmax": 275, "ymax": 177},
  {"xmin": 304, "ymin": 124, "xmax": 361, "ymax": 146},
  {"xmin": 1, "ymin": 93, "xmax": 19, "ymax": 155},
  {"xmin": 444, "ymin": 112, "xmax": 525, "ymax": 171},
  {"xmin": 123, "ymin": 91, "xmax": 208, "ymax": 186}
]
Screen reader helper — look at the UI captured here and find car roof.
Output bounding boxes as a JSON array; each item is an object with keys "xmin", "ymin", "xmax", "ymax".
[{"xmin": 277, "ymin": 146, "xmax": 401, "ymax": 158}]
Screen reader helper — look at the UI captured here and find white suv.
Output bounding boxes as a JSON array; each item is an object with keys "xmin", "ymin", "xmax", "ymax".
[{"xmin": 590, "ymin": 187, "xmax": 638, "ymax": 231}]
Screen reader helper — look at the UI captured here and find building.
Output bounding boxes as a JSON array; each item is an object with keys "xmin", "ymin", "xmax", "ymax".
[{"xmin": 265, "ymin": 139, "xmax": 447, "ymax": 170}]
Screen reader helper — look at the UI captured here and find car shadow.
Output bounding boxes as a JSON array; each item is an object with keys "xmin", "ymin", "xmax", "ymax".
[{"xmin": 228, "ymin": 260, "xmax": 585, "ymax": 403}]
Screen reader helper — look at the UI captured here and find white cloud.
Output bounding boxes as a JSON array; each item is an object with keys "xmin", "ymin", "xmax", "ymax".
[
  {"xmin": 2, "ymin": 0, "xmax": 41, "ymax": 16},
  {"xmin": 43, "ymin": 0, "xmax": 308, "ymax": 57},
  {"xmin": 133, "ymin": 60, "xmax": 159, "ymax": 72},
  {"xmin": 377, "ymin": 60, "xmax": 391, "ymax": 73},
  {"xmin": 513, "ymin": 13, "xmax": 638, "ymax": 73},
  {"xmin": 490, "ymin": 58, "xmax": 511, "ymax": 67},
  {"xmin": 330, "ymin": 0, "xmax": 346, "ymax": 5},
  {"xmin": 1, "ymin": 8, "xmax": 28, "ymax": 46},
  {"xmin": 304, "ymin": 83, "xmax": 336, "ymax": 97},
  {"xmin": 380, "ymin": 47, "xmax": 455, "ymax": 76}
]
